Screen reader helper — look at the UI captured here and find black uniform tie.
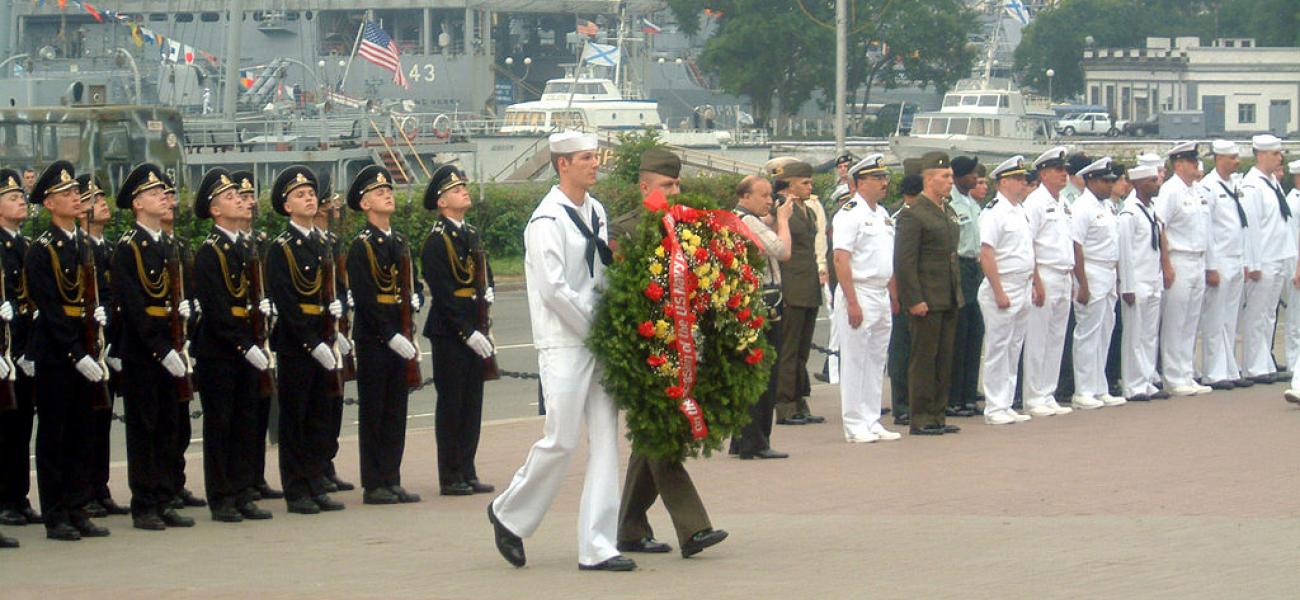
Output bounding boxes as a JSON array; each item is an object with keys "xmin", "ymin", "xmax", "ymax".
[
  {"xmin": 1218, "ymin": 182, "xmax": 1248, "ymax": 227},
  {"xmin": 1136, "ymin": 202, "xmax": 1160, "ymax": 251},
  {"xmin": 562, "ymin": 205, "xmax": 612, "ymax": 277},
  {"xmin": 1265, "ymin": 178, "xmax": 1291, "ymax": 221}
]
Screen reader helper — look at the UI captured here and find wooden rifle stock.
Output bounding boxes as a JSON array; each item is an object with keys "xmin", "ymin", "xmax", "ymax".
[
  {"xmin": 334, "ymin": 246, "xmax": 356, "ymax": 382},
  {"xmin": 80, "ymin": 233, "xmax": 110, "ymax": 410},
  {"xmin": 320, "ymin": 251, "xmax": 345, "ymax": 397},
  {"xmin": 474, "ymin": 250, "xmax": 500, "ymax": 381},
  {"xmin": 0, "ymin": 262, "xmax": 16, "ymax": 411},
  {"xmin": 246, "ymin": 248, "xmax": 277, "ymax": 397},
  {"xmin": 165, "ymin": 244, "xmax": 194, "ymax": 403},
  {"xmin": 397, "ymin": 251, "xmax": 422, "ymax": 390}
]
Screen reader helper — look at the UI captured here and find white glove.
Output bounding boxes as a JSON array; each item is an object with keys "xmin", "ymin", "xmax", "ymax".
[
  {"xmin": 328, "ymin": 299, "xmax": 343, "ymax": 319},
  {"xmin": 311, "ymin": 342, "xmax": 337, "ymax": 370},
  {"xmin": 465, "ymin": 331, "xmax": 494, "ymax": 359},
  {"xmin": 17, "ymin": 356, "xmax": 34, "ymax": 377},
  {"xmin": 346, "ymin": 290, "xmax": 355, "ymax": 310},
  {"xmin": 177, "ymin": 300, "xmax": 192, "ymax": 320},
  {"xmin": 93, "ymin": 305, "xmax": 108, "ymax": 327},
  {"xmin": 0, "ymin": 357, "xmax": 10, "ymax": 380},
  {"xmin": 190, "ymin": 299, "xmax": 202, "ymax": 316},
  {"xmin": 244, "ymin": 345, "xmax": 270, "ymax": 371},
  {"xmin": 31, "ymin": 309, "xmax": 38, "ymax": 320},
  {"xmin": 0, "ymin": 301, "xmax": 13, "ymax": 322},
  {"xmin": 484, "ymin": 287, "xmax": 495, "ymax": 305},
  {"xmin": 258, "ymin": 298, "xmax": 273, "ymax": 316},
  {"xmin": 270, "ymin": 302, "xmax": 279, "ymax": 317},
  {"xmin": 410, "ymin": 292, "xmax": 422, "ymax": 312},
  {"xmin": 335, "ymin": 332, "xmax": 353, "ymax": 356},
  {"xmin": 387, "ymin": 334, "xmax": 417, "ymax": 360},
  {"xmin": 106, "ymin": 354, "xmax": 122, "ymax": 372},
  {"xmin": 75, "ymin": 355, "xmax": 105, "ymax": 382},
  {"xmin": 161, "ymin": 349, "xmax": 187, "ymax": 378}
]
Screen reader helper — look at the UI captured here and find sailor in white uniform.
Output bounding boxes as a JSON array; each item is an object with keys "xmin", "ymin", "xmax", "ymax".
[
  {"xmin": 1118, "ymin": 165, "xmax": 1171, "ymax": 400},
  {"xmin": 1195, "ymin": 140, "xmax": 1249, "ymax": 389},
  {"xmin": 978, "ymin": 156, "xmax": 1039, "ymax": 425},
  {"xmin": 1021, "ymin": 147, "xmax": 1076, "ymax": 415},
  {"xmin": 1281, "ymin": 159, "xmax": 1300, "ymax": 377},
  {"xmin": 1238, "ymin": 134, "xmax": 1293, "ymax": 383},
  {"xmin": 487, "ymin": 131, "xmax": 634, "ymax": 572},
  {"xmin": 1284, "ymin": 160, "xmax": 1300, "ymax": 404},
  {"xmin": 1069, "ymin": 157, "xmax": 1126, "ymax": 409},
  {"xmin": 1157, "ymin": 141, "xmax": 1213, "ymax": 396},
  {"xmin": 831, "ymin": 154, "xmax": 901, "ymax": 443}
]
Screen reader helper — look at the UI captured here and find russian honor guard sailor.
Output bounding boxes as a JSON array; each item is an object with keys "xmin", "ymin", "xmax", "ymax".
[
  {"xmin": 832, "ymin": 154, "xmax": 902, "ymax": 442},
  {"xmin": 1196, "ymin": 141, "xmax": 1249, "ymax": 389},
  {"xmin": 1284, "ymin": 159, "xmax": 1300, "ymax": 403},
  {"xmin": 312, "ymin": 173, "xmax": 356, "ymax": 495},
  {"xmin": 1069, "ymin": 157, "xmax": 1126, "ymax": 409},
  {"xmin": 1157, "ymin": 141, "xmax": 1213, "ymax": 396},
  {"xmin": 1118, "ymin": 164, "xmax": 1171, "ymax": 401},
  {"xmin": 1021, "ymin": 147, "xmax": 1076, "ymax": 417},
  {"xmin": 264, "ymin": 167, "xmax": 347, "ymax": 515},
  {"xmin": 345, "ymin": 165, "xmax": 422, "ymax": 505},
  {"xmin": 0, "ymin": 169, "xmax": 35, "ymax": 546}
]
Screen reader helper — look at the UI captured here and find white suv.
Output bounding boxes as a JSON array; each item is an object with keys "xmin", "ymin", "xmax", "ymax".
[{"xmin": 1056, "ymin": 112, "xmax": 1127, "ymax": 137}]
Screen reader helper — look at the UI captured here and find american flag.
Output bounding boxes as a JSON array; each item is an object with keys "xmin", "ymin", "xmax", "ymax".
[{"xmin": 358, "ymin": 21, "xmax": 408, "ymax": 89}]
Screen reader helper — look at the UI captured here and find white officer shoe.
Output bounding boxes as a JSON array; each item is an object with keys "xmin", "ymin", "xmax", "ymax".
[
  {"xmin": 1100, "ymin": 394, "xmax": 1127, "ymax": 406},
  {"xmin": 845, "ymin": 431, "xmax": 879, "ymax": 444},
  {"xmin": 1169, "ymin": 385, "xmax": 1201, "ymax": 397},
  {"xmin": 1026, "ymin": 404, "xmax": 1057, "ymax": 418},
  {"xmin": 869, "ymin": 422, "xmax": 902, "ymax": 441},
  {"xmin": 1071, "ymin": 394, "xmax": 1105, "ymax": 410},
  {"xmin": 1284, "ymin": 389, "xmax": 1300, "ymax": 404},
  {"xmin": 1045, "ymin": 399, "xmax": 1074, "ymax": 415},
  {"xmin": 984, "ymin": 412, "xmax": 1016, "ymax": 426},
  {"xmin": 1192, "ymin": 384, "xmax": 1212, "ymax": 395},
  {"xmin": 1005, "ymin": 408, "xmax": 1032, "ymax": 422}
]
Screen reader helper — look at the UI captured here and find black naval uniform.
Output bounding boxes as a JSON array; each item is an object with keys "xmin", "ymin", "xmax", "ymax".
[
  {"xmin": 350, "ymin": 223, "xmax": 416, "ymax": 492},
  {"xmin": 111, "ymin": 225, "xmax": 184, "ymax": 519},
  {"xmin": 0, "ymin": 227, "xmax": 37, "ymax": 522},
  {"xmin": 192, "ymin": 227, "xmax": 261, "ymax": 514},
  {"xmin": 243, "ymin": 227, "xmax": 280, "ymax": 498},
  {"xmin": 86, "ymin": 233, "xmax": 117, "ymax": 508},
  {"xmin": 420, "ymin": 216, "xmax": 491, "ymax": 489},
  {"xmin": 266, "ymin": 223, "xmax": 339, "ymax": 504},
  {"xmin": 321, "ymin": 229, "xmax": 349, "ymax": 490},
  {"xmin": 168, "ymin": 233, "xmax": 200, "ymax": 507}
]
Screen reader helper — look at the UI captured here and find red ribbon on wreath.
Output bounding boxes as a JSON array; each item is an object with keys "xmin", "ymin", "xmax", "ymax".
[{"xmin": 643, "ymin": 190, "xmax": 764, "ymax": 439}]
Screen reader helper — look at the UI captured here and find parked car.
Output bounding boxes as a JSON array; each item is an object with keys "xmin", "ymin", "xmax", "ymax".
[
  {"xmin": 1055, "ymin": 112, "xmax": 1127, "ymax": 137},
  {"xmin": 1123, "ymin": 116, "xmax": 1160, "ymax": 137}
]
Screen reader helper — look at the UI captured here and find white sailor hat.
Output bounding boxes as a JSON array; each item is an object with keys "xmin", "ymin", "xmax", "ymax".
[
  {"xmin": 1211, "ymin": 140, "xmax": 1240, "ymax": 156},
  {"xmin": 1253, "ymin": 134, "xmax": 1283, "ymax": 152},
  {"xmin": 1136, "ymin": 152, "xmax": 1163, "ymax": 168},
  {"xmin": 1032, "ymin": 146, "xmax": 1068, "ymax": 170},
  {"xmin": 1077, "ymin": 156, "xmax": 1115, "ymax": 179},
  {"xmin": 548, "ymin": 130, "xmax": 598, "ymax": 154},
  {"xmin": 1166, "ymin": 141, "xmax": 1199, "ymax": 160},
  {"xmin": 1289, "ymin": 159, "xmax": 1300, "ymax": 175},
  {"xmin": 1128, "ymin": 165, "xmax": 1158, "ymax": 180},
  {"xmin": 848, "ymin": 153, "xmax": 888, "ymax": 178},
  {"xmin": 991, "ymin": 155, "xmax": 1029, "ymax": 180}
]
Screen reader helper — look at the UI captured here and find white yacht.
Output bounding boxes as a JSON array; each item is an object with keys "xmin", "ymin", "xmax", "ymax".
[
  {"xmin": 889, "ymin": 77, "xmax": 1058, "ymax": 163},
  {"xmin": 499, "ymin": 77, "xmax": 664, "ymax": 134}
]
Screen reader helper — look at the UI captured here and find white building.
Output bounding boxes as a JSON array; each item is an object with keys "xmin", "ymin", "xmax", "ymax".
[{"xmin": 1081, "ymin": 37, "xmax": 1300, "ymax": 136}]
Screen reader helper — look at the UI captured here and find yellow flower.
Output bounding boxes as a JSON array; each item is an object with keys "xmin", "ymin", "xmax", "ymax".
[
  {"xmin": 655, "ymin": 320, "xmax": 671, "ymax": 338},
  {"xmin": 654, "ymin": 246, "xmax": 666, "ymax": 258},
  {"xmin": 649, "ymin": 262, "xmax": 664, "ymax": 276},
  {"xmin": 694, "ymin": 264, "xmax": 712, "ymax": 277},
  {"xmin": 658, "ymin": 363, "xmax": 676, "ymax": 377}
]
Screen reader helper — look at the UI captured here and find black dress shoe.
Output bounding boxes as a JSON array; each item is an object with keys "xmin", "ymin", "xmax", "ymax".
[
  {"xmin": 1250, "ymin": 374, "xmax": 1274, "ymax": 384},
  {"xmin": 160, "ymin": 508, "xmax": 196, "ymax": 527},
  {"xmin": 739, "ymin": 448, "xmax": 789, "ymax": 460},
  {"xmin": 893, "ymin": 415, "xmax": 911, "ymax": 426},
  {"xmin": 364, "ymin": 487, "xmax": 400, "ymax": 505},
  {"xmin": 910, "ymin": 424, "xmax": 945, "ymax": 436},
  {"xmin": 0, "ymin": 534, "xmax": 17, "ymax": 548},
  {"xmin": 775, "ymin": 416, "xmax": 807, "ymax": 425},
  {"xmin": 286, "ymin": 497, "xmax": 321, "ymax": 515},
  {"xmin": 237, "ymin": 502, "xmax": 273, "ymax": 520},
  {"xmin": 579, "ymin": 555, "xmax": 637, "ymax": 571},
  {"xmin": 312, "ymin": 494, "xmax": 345, "ymax": 511},
  {"xmin": 681, "ymin": 528, "xmax": 728, "ymax": 558},
  {"xmin": 389, "ymin": 485, "xmax": 422, "ymax": 503},
  {"xmin": 167, "ymin": 496, "xmax": 184, "ymax": 510},
  {"xmin": 814, "ymin": 371, "xmax": 830, "ymax": 383},
  {"xmin": 800, "ymin": 414, "xmax": 826, "ymax": 424},
  {"xmin": 70, "ymin": 516, "xmax": 110, "ymax": 537},
  {"xmin": 178, "ymin": 489, "xmax": 207, "ymax": 508},
  {"xmin": 1128, "ymin": 394, "xmax": 1150, "ymax": 402},
  {"xmin": 17, "ymin": 504, "xmax": 39, "ymax": 524},
  {"xmin": 257, "ymin": 483, "xmax": 285, "ymax": 500},
  {"xmin": 133, "ymin": 513, "xmax": 166, "ymax": 531},
  {"xmin": 1234, "ymin": 378, "xmax": 1255, "ymax": 388},
  {"xmin": 99, "ymin": 497, "xmax": 130, "ymax": 516},
  {"xmin": 0, "ymin": 508, "xmax": 26, "ymax": 526},
  {"xmin": 46, "ymin": 522, "xmax": 82, "ymax": 540},
  {"xmin": 1150, "ymin": 390, "xmax": 1171, "ymax": 400},
  {"xmin": 466, "ymin": 480, "xmax": 495, "ymax": 494},
  {"xmin": 941, "ymin": 424, "xmax": 961, "ymax": 434},
  {"xmin": 617, "ymin": 537, "xmax": 672, "ymax": 553},
  {"xmin": 882, "ymin": 407, "xmax": 892, "ymax": 416},
  {"xmin": 1209, "ymin": 380, "xmax": 1236, "ymax": 390},
  {"xmin": 945, "ymin": 406, "xmax": 960, "ymax": 417},
  {"xmin": 211, "ymin": 504, "xmax": 244, "ymax": 523},
  {"xmin": 487, "ymin": 503, "xmax": 526, "ymax": 567},
  {"xmin": 82, "ymin": 500, "xmax": 108, "ymax": 518},
  {"xmin": 328, "ymin": 475, "xmax": 356, "ymax": 492},
  {"xmin": 1276, "ymin": 370, "xmax": 1293, "ymax": 381},
  {"xmin": 320, "ymin": 479, "xmax": 340, "ymax": 494},
  {"xmin": 441, "ymin": 482, "xmax": 474, "ymax": 496}
]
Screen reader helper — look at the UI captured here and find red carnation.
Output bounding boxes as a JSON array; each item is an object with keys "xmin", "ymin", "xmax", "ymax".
[
  {"xmin": 711, "ymin": 277, "xmax": 723, "ymax": 290},
  {"xmin": 646, "ymin": 354, "xmax": 667, "ymax": 368},
  {"xmin": 665, "ymin": 385, "xmax": 685, "ymax": 399},
  {"xmin": 720, "ymin": 252, "xmax": 735, "ymax": 268},
  {"xmin": 644, "ymin": 281, "xmax": 665, "ymax": 302},
  {"xmin": 737, "ymin": 308, "xmax": 752, "ymax": 321},
  {"xmin": 727, "ymin": 294, "xmax": 743, "ymax": 309},
  {"xmin": 749, "ymin": 316, "xmax": 765, "ymax": 329},
  {"xmin": 693, "ymin": 247, "xmax": 710, "ymax": 263},
  {"xmin": 637, "ymin": 321, "xmax": 656, "ymax": 338},
  {"xmin": 742, "ymin": 264, "xmax": 754, "ymax": 279},
  {"xmin": 744, "ymin": 348, "xmax": 764, "ymax": 365}
]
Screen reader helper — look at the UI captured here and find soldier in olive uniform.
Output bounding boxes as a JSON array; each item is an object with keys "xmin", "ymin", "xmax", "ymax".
[
  {"xmin": 893, "ymin": 152, "xmax": 963, "ymax": 436},
  {"xmin": 886, "ymin": 167, "xmax": 924, "ymax": 425},
  {"xmin": 773, "ymin": 159, "xmax": 826, "ymax": 425}
]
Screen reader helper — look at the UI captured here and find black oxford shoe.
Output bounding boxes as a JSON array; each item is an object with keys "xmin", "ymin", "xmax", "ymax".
[
  {"xmin": 133, "ymin": 513, "xmax": 166, "ymax": 531},
  {"xmin": 70, "ymin": 516, "xmax": 110, "ymax": 538},
  {"xmin": 313, "ymin": 494, "xmax": 345, "ymax": 511},
  {"xmin": 160, "ymin": 508, "xmax": 195, "ymax": 528},
  {"xmin": 0, "ymin": 534, "xmax": 17, "ymax": 548},
  {"xmin": 799, "ymin": 414, "xmax": 826, "ymax": 424},
  {"xmin": 487, "ymin": 502, "xmax": 526, "ymax": 567},
  {"xmin": 775, "ymin": 416, "xmax": 807, "ymax": 425},
  {"xmin": 99, "ymin": 497, "xmax": 130, "ymax": 516},
  {"xmin": 941, "ymin": 424, "xmax": 962, "ymax": 434},
  {"xmin": 1150, "ymin": 390, "xmax": 1171, "ymax": 400},
  {"xmin": 178, "ymin": 489, "xmax": 207, "ymax": 508},
  {"xmin": 467, "ymin": 480, "xmax": 495, "ymax": 494},
  {"xmin": 441, "ymin": 482, "xmax": 474, "ymax": 496},
  {"xmin": 46, "ymin": 522, "xmax": 82, "ymax": 541},
  {"xmin": 910, "ymin": 424, "xmax": 945, "ymax": 436},
  {"xmin": 893, "ymin": 415, "xmax": 911, "ymax": 426},
  {"xmin": 0, "ymin": 508, "xmax": 26, "ymax": 526},
  {"xmin": 237, "ymin": 502, "xmax": 273, "ymax": 520},
  {"xmin": 681, "ymin": 528, "xmax": 729, "ymax": 558},
  {"xmin": 579, "ymin": 555, "xmax": 637, "ymax": 571},
  {"xmin": 256, "ymin": 483, "xmax": 285, "ymax": 500},
  {"xmin": 617, "ymin": 537, "xmax": 672, "ymax": 553},
  {"xmin": 286, "ymin": 497, "xmax": 321, "ymax": 515},
  {"xmin": 327, "ymin": 474, "xmax": 355, "ymax": 492},
  {"xmin": 363, "ymin": 487, "xmax": 400, "ymax": 505},
  {"xmin": 211, "ymin": 504, "xmax": 244, "ymax": 523},
  {"xmin": 739, "ymin": 448, "xmax": 789, "ymax": 460},
  {"xmin": 389, "ymin": 486, "xmax": 422, "ymax": 503},
  {"xmin": 82, "ymin": 500, "xmax": 108, "ymax": 518}
]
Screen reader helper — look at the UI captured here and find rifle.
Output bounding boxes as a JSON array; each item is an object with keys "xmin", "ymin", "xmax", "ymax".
[
  {"xmin": 165, "ymin": 240, "xmax": 195, "ymax": 402},
  {"xmin": 397, "ymin": 249, "xmax": 423, "ymax": 391},
  {"xmin": 320, "ymin": 241, "xmax": 345, "ymax": 397},
  {"xmin": 328, "ymin": 204, "xmax": 356, "ymax": 382},
  {"xmin": 80, "ymin": 213, "xmax": 110, "ymax": 410},
  {"xmin": 0, "ymin": 259, "xmax": 16, "ymax": 411},
  {"xmin": 246, "ymin": 232, "xmax": 276, "ymax": 398},
  {"xmin": 474, "ymin": 249, "xmax": 500, "ymax": 381}
]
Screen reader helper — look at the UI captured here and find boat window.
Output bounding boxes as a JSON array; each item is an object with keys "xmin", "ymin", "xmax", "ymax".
[
  {"xmin": 200, "ymin": 12, "xmax": 220, "ymax": 22},
  {"xmin": 1000, "ymin": 96, "xmax": 1010, "ymax": 108},
  {"xmin": 960, "ymin": 96, "xmax": 979, "ymax": 106},
  {"xmin": 943, "ymin": 95, "xmax": 960, "ymax": 108},
  {"xmin": 529, "ymin": 112, "xmax": 544, "ymax": 127},
  {"xmin": 978, "ymin": 95, "xmax": 999, "ymax": 107},
  {"xmin": 929, "ymin": 117, "xmax": 949, "ymax": 134},
  {"xmin": 175, "ymin": 13, "xmax": 194, "ymax": 23},
  {"xmin": 149, "ymin": 13, "xmax": 168, "ymax": 22},
  {"xmin": 948, "ymin": 117, "xmax": 969, "ymax": 134},
  {"xmin": 989, "ymin": 119, "xmax": 1001, "ymax": 136},
  {"xmin": 968, "ymin": 119, "xmax": 985, "ymax": 136},
  {"xmin": 911, "ymin": 117, "xmax": 928, "ymax": 133}
]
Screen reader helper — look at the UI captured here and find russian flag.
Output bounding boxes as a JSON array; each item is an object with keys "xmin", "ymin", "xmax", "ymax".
[{"xmin": 641, "ymin": 18, "xmax": 661, "ymax": 35}]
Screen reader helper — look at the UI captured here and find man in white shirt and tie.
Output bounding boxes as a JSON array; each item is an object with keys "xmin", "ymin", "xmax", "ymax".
[
  {"xmin": 1196, "ymin": 140, "xmax": 1250, "ymax": 390},
  {"xmin": 1238, "ymin": 134, "xmax": 1292, "ymax": 384}
]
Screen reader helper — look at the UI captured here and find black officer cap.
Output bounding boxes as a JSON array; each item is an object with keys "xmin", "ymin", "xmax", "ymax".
[
  {"xmin": 270, "ymin": 166, "xmax": 317, "ymax": 217},
  {"xmin": 232, "ymin": 171, "xmax": 256, "ymax": 196},
  {"xmin": 0, "ymin": 169, "xmax": 21, "ymax": 197},
  {"xmin": 639, "ymin": 148, "xmax": 681, "ymax": 179},
  {"xmin": 29, "ymin": 160, "xmax": 77, "ymax": 205},
  {"xmin": 423, "ymin": 163, "xmax": 468, "ymax": 210},
  {"xmin": 347, "ymin": 165, "xmax": 393, "ymax": 211},
  {"xmin": 835, "ymin": 153, "xmax": 856, "ymax": 166},
  {"xmin": 194, "ymin": 168, "xmax": 237, "ymax": 220},
  {"xmin": 900, "ymin": 174, "xmax": 924, "ymax": 197},
  {"xmin": 951, "ymin": 156, "xmax": 979, "ymax": 178},
  {"xmin": 1066, "ymin": 152, "xmax": 1092, "ymax": 176},
  {"xmin": 75, "ymin": 173, "xmax": 106, "ymax": 202},
  {"xmin": 116, "ymin": 163, "xmax": 167, "ymax": 209}
]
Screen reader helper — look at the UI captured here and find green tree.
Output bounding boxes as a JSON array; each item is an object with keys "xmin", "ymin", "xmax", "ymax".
[{"xmin": 609, "ymin": 128, "xmax": 665, "ymax": 185}]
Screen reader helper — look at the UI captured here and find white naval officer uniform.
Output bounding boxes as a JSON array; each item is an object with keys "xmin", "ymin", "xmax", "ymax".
[
  {"xmin": 832, "ymin": 194, "xmax": 896, "ymax": 442},
  {"xmin": 1282, "ymin": 183, "xmax": 1300, "ymax": 370},
  {"xmin": 1021, "ymin": 183, "xmax": 1075, "ymax": 410},
  {"xmin": 1196, "ymin": 166, "xmax": 1249, "ymax": 385},
  {"xmin": 1118, "ymin": 191, "xmax": 1165, "ymax": 398},
  {"xmin": 1239, "ymin": 166, "xmax": 1295, "ymax": 378},
  {"xmin": 977, "ymin": 192, "xmax": 1035, "ymax": 420},
  {"xmin": 492, "ymin": 184, "xmax": 621, "ymax": 567},
  {"xmin": 1156, "ymin": 172, "xmax": 1210, "ymax": 392},
  {"xmin": 1071, "ymin": 188, "xmax": 1122, "ymax": 403}
]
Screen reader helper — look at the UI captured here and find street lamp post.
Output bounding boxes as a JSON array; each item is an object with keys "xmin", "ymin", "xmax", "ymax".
[{"xmin": 1046, "ymin": 68, "xmax": 1055, "ymax": 101}]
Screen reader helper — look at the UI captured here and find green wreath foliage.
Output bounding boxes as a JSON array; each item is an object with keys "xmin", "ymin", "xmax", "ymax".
[{"xmin": 590, "ymin": 192, "xmax": 774, "ymax": 461}]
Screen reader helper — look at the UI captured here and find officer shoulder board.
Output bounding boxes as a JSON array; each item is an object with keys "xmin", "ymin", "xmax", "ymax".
[
  {"xmin": 840, "ymin": 200, "xmax": 857, "ymax": 213},
  {"xmin": 273, "ymin": 231, "xmax": 292, "ymax": 246},
  {"xmin": 430, "ymin": 219, "xmax": 447, "ymax": 234},
  {"xmin": 201, "ymin": 232, "xmax": 222, "ymax": 247},
  {"xmin": 34, "ymin": 231, "xmax": 53, "ymax": 247}
]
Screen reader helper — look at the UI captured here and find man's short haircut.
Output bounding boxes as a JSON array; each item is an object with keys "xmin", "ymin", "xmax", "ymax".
[
  {"xmin": 735, "ymin": 174, "xmax": 764, "ymax": 199},
  {"xmin": 900, "ymin": 174, "xmax": 923, "ymax": 197}
]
